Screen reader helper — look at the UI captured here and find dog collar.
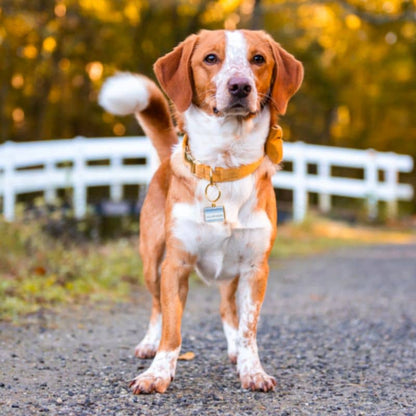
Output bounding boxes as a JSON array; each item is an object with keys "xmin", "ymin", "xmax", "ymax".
[{"xmin": 182, "ymin": 125, "xmax": 283, "ymax": 183}]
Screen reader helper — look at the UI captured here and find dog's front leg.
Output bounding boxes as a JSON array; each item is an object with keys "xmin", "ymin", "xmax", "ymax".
[
  {"xmin": 130, "ymin": 248, "xmax": 194, "ymax": 394},
  {"xmin": 237, "ymin": 262, "xmax": 277, "ymax": 392},
  {"xmin": 220, "ymin": 277, "xmax": 239, "ymax": 364}
]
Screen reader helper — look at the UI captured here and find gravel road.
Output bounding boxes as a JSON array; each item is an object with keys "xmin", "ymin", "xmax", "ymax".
[{"xmin": 1, "ymin": 244, "xmax": 415, "ymax": 416}]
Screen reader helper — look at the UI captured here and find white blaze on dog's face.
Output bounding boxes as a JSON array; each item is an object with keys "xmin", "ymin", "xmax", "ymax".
[{"xmin": 191, "ymin": 30, "xmax": 276, "ymax": 117}]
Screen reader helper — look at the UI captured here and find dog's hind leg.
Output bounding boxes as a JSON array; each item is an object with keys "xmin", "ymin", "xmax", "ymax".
[
  {"xmin": 134, "ymin": 238, "xmax": 164, "ymax": 359},
  {"xmin": 219, "ymin": 277, "xmax": 239, "ymax": 364},
  {"xmin": 134, "ymin": 163, "xmax": 170, "ymax": 359}
]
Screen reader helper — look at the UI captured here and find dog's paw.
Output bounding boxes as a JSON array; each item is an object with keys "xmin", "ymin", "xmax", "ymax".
[
  {"xmin": 134, "ymin": 320, "xmax": 161, "ymax": 359},
  {"xmin": 129, "ymin": 373, "xmax": 172, "ymax": 394},
  {"xmin": 240, "ymin": 371, "xmax": 277, "ymax": 392},
  {"xmin": 130, "ymin": 348, "xmax": 179, "ymax": 394},
  {"xmin": 222, "ymin": 322, "xmax": 238, "ymax": 365},
  {"xmin": 134, "ymin": 342, "xmax": 158, "ymax": 359}
]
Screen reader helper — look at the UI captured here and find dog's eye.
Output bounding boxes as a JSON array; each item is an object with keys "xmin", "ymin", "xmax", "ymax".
[
  {"xmin": 252, "ymin": 54, "xmax": 265, "ymax": 65},
  {"xmin": 204, "ymin": 54, "xmax": 219, "ymax": 65}
]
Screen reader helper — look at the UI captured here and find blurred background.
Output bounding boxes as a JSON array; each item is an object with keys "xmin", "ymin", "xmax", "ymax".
[
  {"xmin": 0, "ymin": 0, "xmax": 415, "ymax": 319},
  {"xmin": 1, "ymin": 0, "xmax": 415, "ymax": 215},
  {"xmin": 1, "ymin": 0, "xmax": 415, "ymax": 152}
]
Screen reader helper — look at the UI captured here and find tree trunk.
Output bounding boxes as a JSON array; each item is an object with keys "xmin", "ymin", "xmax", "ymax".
[{"xmin": 250, "ymin": 0, "xmax": 263, "ymax": 30}]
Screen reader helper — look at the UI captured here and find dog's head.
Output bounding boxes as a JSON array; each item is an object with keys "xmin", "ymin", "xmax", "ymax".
[{"xmin": 154, "ymin": 30, "xmax": 303, "ymax": 121}]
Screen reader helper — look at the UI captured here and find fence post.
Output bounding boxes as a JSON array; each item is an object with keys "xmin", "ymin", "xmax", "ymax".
[
  {"xmin": 365, "ymin": 149, "xmax": 378, "ymax": 220},
  {"xmin": 318, "ymin": 160, "xmax": 331, "ymax": 213},
  {"xmin": 45, "ymin": 159, "xmax": 57, "ymax": 204},
  {"xmin": 73, "ymin": 137, "xmax": 87, "ymax": 218},
  {"xmin": 385, "ymin": 154, "xmax": 398, "ymax": 219},
  {"xmin": 293, "ymin": 141, "xmax": 307, "ymax": 222},
  {"xmin": 110, "ymin": 155, "xmax": 123, "ymax": 201},
  {"xmin": 3, "ymin": 142, "xmax": 16, "ymax": 221}
]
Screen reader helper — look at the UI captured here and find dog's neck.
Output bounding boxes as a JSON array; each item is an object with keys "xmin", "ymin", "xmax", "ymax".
[{"xmin": 183, "ymin": 104, "xmax": 271, "ymax": 169}]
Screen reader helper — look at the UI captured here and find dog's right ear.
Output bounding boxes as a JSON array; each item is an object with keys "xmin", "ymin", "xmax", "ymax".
[
  {"xmin": 154, "ymin": 34, "xmax": 198, "ymax": 113},
  {"xmin": 268, "ymin": 38, "xmax": 303, "ymax": 117}
]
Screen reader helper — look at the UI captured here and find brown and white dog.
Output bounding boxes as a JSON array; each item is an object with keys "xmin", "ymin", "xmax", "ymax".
[{"xmin": 99, "ymin": 29, "xmax": 303, "ymax": 394}]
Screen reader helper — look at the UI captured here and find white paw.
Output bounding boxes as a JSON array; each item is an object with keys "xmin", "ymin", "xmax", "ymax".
[
  {"xmin": 134, "ymin": 317, "xmax": 162, "ymax": 358},
  {"xmin": 129, "ymin": 371, "xmax": 172, "ymax": 394},
  {"xmin": 222, "ymin": 322, "xmax": 238, "ymax": 364},
  {"xmin": 130, "ymin": 348, "xmax": 179, "ymax": 394},
  {"xmin": 240, "ymin": 370, "xmax": 276, "ymax": 391},
  {"xmin": 134, "ymin": 341, "xmax": 158, "ymax": 359}
]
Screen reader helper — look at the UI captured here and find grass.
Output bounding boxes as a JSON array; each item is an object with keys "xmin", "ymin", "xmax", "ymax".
[
  {"xmin": 272, "ymin": 215, "xmax": 415, "ymax": 259},
  {"xmin": 0, "ymin": 220, "xmax": 142, "ymax": 321},
  {"xmin": 0, "ymin": 216, "xmax": 414, "ymax": 321}
]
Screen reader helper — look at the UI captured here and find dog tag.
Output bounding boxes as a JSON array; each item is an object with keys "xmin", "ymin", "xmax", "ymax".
[
  {"xmin": 204, "ymin": 178, "xmax": 225, "ymax": 223},
  {"xmin": 204, "ymin": 205, "xmax": 225, "ymax": 223}
]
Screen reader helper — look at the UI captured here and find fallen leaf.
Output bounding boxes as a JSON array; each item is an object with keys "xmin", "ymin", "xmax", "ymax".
[{"xmin": 178, "ymin": 351, "xmax": 195, "ymax": 361}]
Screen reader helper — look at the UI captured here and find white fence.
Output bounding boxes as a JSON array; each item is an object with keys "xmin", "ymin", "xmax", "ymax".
[{"xmin": 0, "ymin": 136, "xmax": 414, "ymax": 222}]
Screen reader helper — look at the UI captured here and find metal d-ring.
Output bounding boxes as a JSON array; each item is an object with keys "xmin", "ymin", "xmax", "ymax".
[
  {"xmin": 205, "ymin": 182, "xmax": 221, "ymax": 205},
  {"xmin": 205, "ymin": 168, "xmax": 221, "ymax": 205}
]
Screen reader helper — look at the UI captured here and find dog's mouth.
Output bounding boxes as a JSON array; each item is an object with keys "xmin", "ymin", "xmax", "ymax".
[
  {"xmin": 213, "ymin": 102, "xmax": 256, "ymax": 117},
  {"xmin": 230, "ymin": 102, "xmax": 246, "ymax": 110}
]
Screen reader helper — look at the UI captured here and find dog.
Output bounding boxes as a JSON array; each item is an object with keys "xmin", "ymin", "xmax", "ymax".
[{"xmin": 99, "ymin": 29, "xmax": 303, "ymax": 394}]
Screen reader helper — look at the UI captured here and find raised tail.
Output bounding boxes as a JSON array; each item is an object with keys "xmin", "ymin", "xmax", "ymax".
[{"xmin": 98, "ymin": 72, "xmax": 177, "ymax": 161}]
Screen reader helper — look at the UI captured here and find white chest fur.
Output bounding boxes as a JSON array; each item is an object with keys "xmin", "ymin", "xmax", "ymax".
[{"xmin": 172, "ymin": 175, "xmax": 272, "ymax": 283}]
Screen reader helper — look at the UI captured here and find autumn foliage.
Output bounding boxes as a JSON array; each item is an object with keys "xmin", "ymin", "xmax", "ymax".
[{"xmin": 1, "ymin": 0, "xmax": 415, "ymax": 160}]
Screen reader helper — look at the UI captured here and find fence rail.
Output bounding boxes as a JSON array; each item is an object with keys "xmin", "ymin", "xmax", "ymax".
[{"xmin": 0, "ymin": 136, "xmax": 414, "ymax": 222}]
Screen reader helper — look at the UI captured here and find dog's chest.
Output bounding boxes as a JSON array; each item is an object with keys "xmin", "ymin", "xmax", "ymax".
[{"xmin": 172, "ymin": 175, "xmax": 272, "ymax": 282}]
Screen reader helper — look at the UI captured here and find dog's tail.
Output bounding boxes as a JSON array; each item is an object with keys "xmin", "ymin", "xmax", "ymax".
[{"xmin": 98, "ymin": 73, "xmax": 177, "ymax": 161}]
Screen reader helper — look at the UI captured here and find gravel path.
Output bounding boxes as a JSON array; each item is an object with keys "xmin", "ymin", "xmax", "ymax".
[{"xmin": 1, "ymin": 244, "xmax": 415, "ymax": 416}]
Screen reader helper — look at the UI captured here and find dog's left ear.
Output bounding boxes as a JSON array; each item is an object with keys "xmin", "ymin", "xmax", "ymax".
[
  {"xmin": 154, "ymin": 34, "xmax": 198, "ymax": 113},
  {"xmin": 268, "ymin": 39, "xmax": 304, "ymax": 117}
]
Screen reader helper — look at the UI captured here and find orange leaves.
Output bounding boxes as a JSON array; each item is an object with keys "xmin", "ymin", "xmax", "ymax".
[{"xmin": 178, "ymin": 351, "xmax": 196, "ymax": 361}]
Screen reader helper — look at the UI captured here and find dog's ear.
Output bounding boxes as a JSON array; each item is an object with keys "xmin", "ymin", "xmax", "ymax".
[
  {"xmin": 268, "ymin": 39, "xmax": 303, "ymax": 117},
  {"xmin": 154, "ymin": 34, "xmax": 198, "ymax": 113}
]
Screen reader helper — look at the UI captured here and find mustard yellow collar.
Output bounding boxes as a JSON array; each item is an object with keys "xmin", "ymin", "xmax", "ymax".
[{"xmin": 183, "ymin": 125, "xmax": 283, "ymax": 183}]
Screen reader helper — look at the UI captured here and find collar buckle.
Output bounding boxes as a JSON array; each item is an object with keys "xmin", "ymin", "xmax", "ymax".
[{"xmin": 184, "ymin": 143, "xmax": 200, "ymax": 174}]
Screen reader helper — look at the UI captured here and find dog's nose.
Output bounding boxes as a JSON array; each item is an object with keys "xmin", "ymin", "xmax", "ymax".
[{"xmin": 227, "ymin": 77, "xmax": 252, "ymax": 98}]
